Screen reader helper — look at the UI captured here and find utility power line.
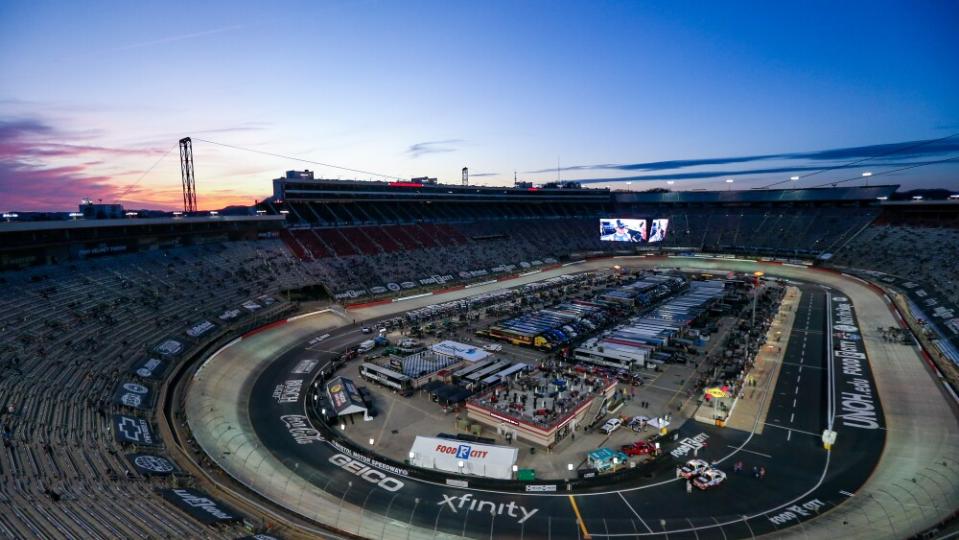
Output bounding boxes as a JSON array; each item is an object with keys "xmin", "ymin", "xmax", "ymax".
[
  {"xmin": 116, "ymin": 143, "xmax": 179, "ymax": 202},
  {"xmin": 192, "ymin": 138, "xmax": 406, "ymax": 181},
  {"xmin": 808, "ymin": 155, "xmax": 959, "ymax": 188},
  {"xmin": 759, "ymin": 133, "xmax": 959, "ymax": 189}
]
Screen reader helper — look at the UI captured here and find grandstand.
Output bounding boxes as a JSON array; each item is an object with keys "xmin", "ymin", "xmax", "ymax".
[
  {"xmin": 1, "ymin": 178, "xmax": 957, "ymax": 538},
  {"xmin": 262, "ymin": 176, "xmax": 896, "ymax": 299},
  {"xmin": 0, "ymin": 221, "xmax": 299, "ymax": 538}
]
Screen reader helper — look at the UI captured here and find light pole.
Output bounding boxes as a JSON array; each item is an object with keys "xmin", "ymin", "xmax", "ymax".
[
  {"xmin": 726, "ymin": 178, "xmax": 734, "ymax": 191},
  {"xmin": 752, "ymin": 271, "xmax": 764, "ymax": 327}
]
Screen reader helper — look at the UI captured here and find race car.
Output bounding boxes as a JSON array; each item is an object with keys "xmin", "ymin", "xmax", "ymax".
[
  {"xmin": 679, "ymin": 459, "xmax": 710, "ymax": 479},
  {"xmin": 692, "ymin": 467, "xmax": 726, "ymax": 490},
  {"xmin": 621, "ymin": 440, "xmax": 656, "ymax": 457}
]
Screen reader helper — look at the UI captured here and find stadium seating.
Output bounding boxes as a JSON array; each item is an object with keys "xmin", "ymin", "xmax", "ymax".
[
  {"xmin": 831, "ymin": 224, "xmax": 959, "ymax": 306},
  {"xmin": 0, "ymin": 241, "xmax": 300, "ymax": 538},
  {"xmin": 273, "ymin": 203, "xmax": 880, "ymax": 297}
]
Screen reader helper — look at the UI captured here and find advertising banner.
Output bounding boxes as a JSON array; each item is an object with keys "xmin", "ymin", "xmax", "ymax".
[
  {"xmin": 408, "ymin": 436, "xmax": 518, "ymax": 479},
  {"xmin": 128, "ymin": 453, "xmax": 178, "ymax": 476},
  {"xmin": 158, "ymin": 488, "xmax": 242, "ymax": 525},
  {"xmin": 114, "ymin": 381, "xmax": 153, "ymax": 410},
  {"xmin": 114, "ymin": 415, "xmax": 159, "ymax": 446}
]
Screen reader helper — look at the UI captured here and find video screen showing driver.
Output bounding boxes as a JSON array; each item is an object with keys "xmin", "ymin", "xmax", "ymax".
[
  {"xmin": 599, "ymin": 218, "xmax": 647, "ymax": 242},
  {"xmin": 648, "ymin": 218, "xmax": 669, "ymax": 242}
]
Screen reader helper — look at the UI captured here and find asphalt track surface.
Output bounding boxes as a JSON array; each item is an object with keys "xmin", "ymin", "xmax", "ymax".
[{"xmin": 246, "ymin": 282, "xmax": 887, "ymax": 539}]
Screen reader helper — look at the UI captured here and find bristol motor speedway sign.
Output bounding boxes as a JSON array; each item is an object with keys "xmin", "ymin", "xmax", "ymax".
[{"xmin": 831, "ymin": 296, "xmax": 883, "ymax": 430}]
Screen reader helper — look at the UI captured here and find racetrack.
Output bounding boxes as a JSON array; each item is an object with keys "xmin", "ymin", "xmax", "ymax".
[{"xmin": 184, "ymin": 257, "xmax": 959, "ymax": 539}]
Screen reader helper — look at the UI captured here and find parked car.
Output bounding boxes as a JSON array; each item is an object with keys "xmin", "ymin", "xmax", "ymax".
[
  {"xmin": 600, "ymin": 418, "xmax": 623, "ymax": 434},
  {"xmin": 483, "ymin": 343, "xmax": 503, "ymax": 352},
  {"xmin": 627, "ymin": 415, "xmax": 650, "ymax": 431},
  {"xmin": 621, "ymin": 440, "xmax": 656, "ymax": 456}
]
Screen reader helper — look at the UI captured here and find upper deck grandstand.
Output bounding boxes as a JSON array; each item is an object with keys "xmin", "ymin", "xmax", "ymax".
[{"xmin": 0, "ymin": 179, "xmax": 957, "ymax": 540}]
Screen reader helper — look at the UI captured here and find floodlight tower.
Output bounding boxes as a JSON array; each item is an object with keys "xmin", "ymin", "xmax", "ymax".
[
  {"xmin": 179, "ymin": 137, "xmax": 197, "ymax": 213},
  {"xmin": 462, "ymin": 167, "xmax": 469, "ymax": 186}
]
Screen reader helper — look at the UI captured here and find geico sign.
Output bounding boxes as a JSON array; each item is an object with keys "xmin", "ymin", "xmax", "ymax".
[{"xmin": 329, "ymin": 454, "xmax": 403, "ymax": 492}]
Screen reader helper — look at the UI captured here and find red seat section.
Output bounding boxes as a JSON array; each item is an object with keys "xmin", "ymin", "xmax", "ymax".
[
  {"xmin": 279, "ymin": 229, "xmax": 310, "ymax": 260},
  {"xmin": 315, "ymin": 228, "xmax": 359, "ymax": 256}
]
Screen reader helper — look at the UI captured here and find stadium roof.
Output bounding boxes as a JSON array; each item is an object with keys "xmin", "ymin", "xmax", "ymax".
[
  {"xmin": 0, "ymin": 215, "xmax": 284, "ymax": 233},
  {"xmin": 615, "ymin": 185, "xmax": 898, "ymax": 204}
]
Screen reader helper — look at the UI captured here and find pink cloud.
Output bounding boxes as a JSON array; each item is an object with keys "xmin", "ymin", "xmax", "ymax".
[
  {"xmin": 0, "ymin": 116, "xmax": 264, "ymax": 211},
  {"xmin": 0, "ymin": 161, "xmax": 119, "ymax": 211},
  {"xmin": 0, "ymin": 116, "xmax": 168, "ymax": 211}
]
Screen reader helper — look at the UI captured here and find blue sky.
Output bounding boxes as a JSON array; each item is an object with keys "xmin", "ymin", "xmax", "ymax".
[{"xmin": 1, "ymin": 0, "xmax": 957, "ymax": 210}]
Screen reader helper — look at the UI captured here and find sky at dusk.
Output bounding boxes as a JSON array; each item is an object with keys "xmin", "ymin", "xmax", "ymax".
[{"xmin": 1, "ymin": 0, "xmax": 958, "ymax": 211}]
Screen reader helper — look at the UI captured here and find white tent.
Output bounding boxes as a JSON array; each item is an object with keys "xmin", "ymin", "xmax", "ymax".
[
  {"xmin": 431, "ymin": 341, "xmax": 490, "ymax": 363},
  {"xmin": 408, "ymin": 436, "xmax": 518, "ymax": 480}
]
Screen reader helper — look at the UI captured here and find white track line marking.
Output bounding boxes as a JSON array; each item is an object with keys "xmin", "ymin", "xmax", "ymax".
[{"xmin": 618, "ymin": 492, "xmax": 653, "ymax": 534}]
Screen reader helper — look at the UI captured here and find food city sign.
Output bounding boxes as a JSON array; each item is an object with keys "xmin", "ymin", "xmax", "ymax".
[
  {"xmin": 831, "ymin": 297, "xmax": 880, "ymax": 430},
  {"xmin": 768, "ymin": 498, "xmax": 826, "ymax": 525},
  {"xmin": 435, "ymin": 443, "xmax": 489, "ymax": 460},
  {"xmin": 670, "ymin": 433, "xmax": 709, "ymax": 458}
]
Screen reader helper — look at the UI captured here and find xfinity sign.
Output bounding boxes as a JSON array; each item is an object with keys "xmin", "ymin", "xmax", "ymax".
[{"xmin": 437, "ymin": 493, "xmax": 538, "ymax": 524}]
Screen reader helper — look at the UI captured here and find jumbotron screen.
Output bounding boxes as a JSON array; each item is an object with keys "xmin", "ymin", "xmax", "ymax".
[{"xmin": 599, "ymin": 218, "xmax": 668, "ymax": 243}]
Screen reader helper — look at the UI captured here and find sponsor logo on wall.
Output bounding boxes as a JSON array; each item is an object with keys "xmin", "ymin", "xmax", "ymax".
[
  {"xmin": 333, "ymin": 289, "xmax": 368, "ymax": 300},
  {"xmin": 154, "ymin": 339, "xmax": 183, "ymax": 357},
  {"xmin": 114, "ymin": 382, "xmax": 153, "ymax": 410},
  {"xmin": 186, "ymin": 320, "xmax": 216, "ymax": 338},
  {"xmin": 159, "ymin": 488, "xmax": 241, "ymax": 525},
  {"xmin": 132, "ymin": 357, "xmax": 166, "ymax": 380},
  {"xmin": 219, "ymin": 308, "xmax": 242, "ymax": 321},
  {"xmin": 128, "ymin": 453, "xmax": 178, "ymax": 475},
  {"xmin": 114, "ymin": 415, "xmax": 159, "ymax": 446}
]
